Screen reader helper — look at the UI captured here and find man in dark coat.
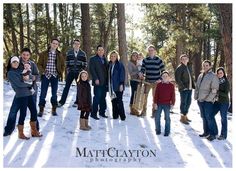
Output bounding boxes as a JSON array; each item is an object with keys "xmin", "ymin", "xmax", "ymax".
[
  {"xmin": 175, "ymin": 54, "xmax": 195, "ymax": 124},
  {"xmin": 89, "ymin": 45, "xmax": 108, "ymax": 120}
]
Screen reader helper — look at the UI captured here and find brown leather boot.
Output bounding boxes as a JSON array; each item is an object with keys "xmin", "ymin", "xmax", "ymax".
[
  {"xmin": 84, "ymin": 119, "xmax": 91, "ymax": 130},
  {"xmin": 80, "ymin": 118, "xmax": 89, "ymax": 131},
  {"xmin": 51, "ymin": 105, "xmax": 58, "ymax": 116},
  {"xmin": 30, "ymin": 121, "xmax": 43, "ymax": 137},
  {"xmin": 180, "ymin": 115, "xmax": 189, "ymax": 125},
  {"xmin": 38, "ymin": 106, "xmax": 44, "ymax": 117},
  {"xmin": 17, "ymin": 125, "xmax": 30, "ymax": 140}
]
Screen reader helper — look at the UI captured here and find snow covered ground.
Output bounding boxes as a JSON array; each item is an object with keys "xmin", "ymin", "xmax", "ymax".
[{"xmin": 3, "ymin": 81, "xmax": 233, "ymax": 168}]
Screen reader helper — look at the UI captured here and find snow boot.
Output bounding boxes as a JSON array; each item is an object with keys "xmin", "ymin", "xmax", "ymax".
[
  {"xmin": 17, "ymin": 125, "xmax": 30, "ymax": 140},
  {"xmin": 180, "ymin": 115, "xmax": 189, "ymax": 125},
  {"xmin": 84, "ymin": 119, "xmax": 91, "ymax": 130},
  {"xmin": 30, "ymin": 121, "xmax": 43, "ymax": 137},
  {"xmin": 51, "ymin": 105, "xmax": 58, "ymax": 116},
  {"xmin": 38, "ymin": 106, "xmax": 44, "ymax": 117},
  {"xmin": 80, "ymin": 118, "xmax": 89, "ymax": 131}
]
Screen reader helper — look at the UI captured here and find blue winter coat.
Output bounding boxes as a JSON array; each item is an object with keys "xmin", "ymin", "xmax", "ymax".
[{"xmin": 108, "ymin": 60, "xmax": 125, "ymax": 92}]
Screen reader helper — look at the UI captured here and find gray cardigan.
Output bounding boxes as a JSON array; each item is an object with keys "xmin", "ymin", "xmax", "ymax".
[
  {"xmin": 127, "ymin": 61, "xmax": 139, "ymax": 80},
  {"xmin": 7, "ymin": 68, "xmax": 33, "ymax": 98}
]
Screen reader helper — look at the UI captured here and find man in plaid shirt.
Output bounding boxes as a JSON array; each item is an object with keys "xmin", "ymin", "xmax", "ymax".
[{"xmin": 37, "ymin": 38, "xmax": 65, "ymax": 116}]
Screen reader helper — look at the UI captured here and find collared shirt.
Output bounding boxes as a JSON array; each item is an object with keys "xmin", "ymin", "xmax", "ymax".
[
  {"xmin": 186, "ymin": 66, "xmax": 192, "ymax": 90},
  {"xmin": 45, "ymin": 51, "xmax": 57, "ymax": 79}
]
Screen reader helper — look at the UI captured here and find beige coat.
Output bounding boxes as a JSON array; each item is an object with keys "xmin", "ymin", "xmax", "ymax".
[
  {"xmin": 194, "ymin": 70, "xmax": 219, "ymax": 103},
  {"xmin": 128, "ymin": 61, "xmax": 139, "ymax": 80}
]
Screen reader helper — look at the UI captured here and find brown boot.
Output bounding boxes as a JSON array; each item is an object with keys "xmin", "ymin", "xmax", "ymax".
[
  {"xmin": 180, "ymin": 115, "xmax": 189, "ymax": 125},
  {"xmin": 17, "ymin": 125, "xmax": 30, "ymax": 140},
  {"xmin": 84, "ymin": 119, "xmax": 91, "ymax": 130},
  {"xmin": 80, "ymin": 118, "xmax": 89, "ymax": 131},
  {"xmin": 30, "ymin": 121, "xmax": 43, "ymax": 137},
  {"xmin": 38, "ymin": 106, "xmax": 44, "ymax": 117},
  {"xmin": 51, "ymin": 105, "xmax": 58, "ymax": 116}
]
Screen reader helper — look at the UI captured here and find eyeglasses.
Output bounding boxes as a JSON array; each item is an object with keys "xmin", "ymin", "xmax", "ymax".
[{"xmin": 12, "ymin": 61, "xmax": 19, "ymax": 63}]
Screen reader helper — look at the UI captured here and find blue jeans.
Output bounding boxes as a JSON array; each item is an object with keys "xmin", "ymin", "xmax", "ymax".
[
  {"xmin": 155, "ymin": 104, "xmax": 171, "ymax": 135},
  {"xmin": 197, "ymin": 101, "xmax": 218, "ymax": 136},
  {"xmin": 179, "ymin": 90, "xmax": 192, "ymax": 115},
  {"xmin": 213, "ymin": 102, "xmax": 229, "ymax": 138},
  {"xmin": 4, "ymin": 93, "xmax": 39, "ymax": 135},
  {"xmin": 91, "ymin": 85, "xmax": 107, "ymax": 117},
  {"xmin": 130, "ymin": 80, "xmax": 138, "ymax": 105},
  {"xmin": 39, "ymin": 75, "xmax": 58, "ymax": 107},
  {"xmin": 59, "ymin": 71, "xmax": 79, "ymax": 105}
]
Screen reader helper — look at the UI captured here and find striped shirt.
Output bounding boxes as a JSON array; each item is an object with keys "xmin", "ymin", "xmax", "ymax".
[
  {"xmin": 140, "ymin": 56, "xmax": 165, "ymax": 83},
  {"xmin": 45, "ymin": 51, "xmax": 57, "ymax": 79}
]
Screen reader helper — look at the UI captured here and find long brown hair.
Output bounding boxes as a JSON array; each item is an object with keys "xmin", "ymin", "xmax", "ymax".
[
  {"xmin": 130, "ymin": 51, "xmax": 138, "ymax": 65},
  {"xmin": 77, "ymin": 70, "xmax": 89, "ymax": 83}
]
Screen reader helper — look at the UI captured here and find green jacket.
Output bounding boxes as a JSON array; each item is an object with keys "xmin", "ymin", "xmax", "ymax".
[
  {"xmin": 175, "ymin": 63, "xmax": 195, "ymax": 91},
  {"xmin": 37, "ymin": 49, "xmax": 65, "ymax": 79},
  {"xmin": 218, "ymin": 78, "xmax": 230, "ymax": 103}
]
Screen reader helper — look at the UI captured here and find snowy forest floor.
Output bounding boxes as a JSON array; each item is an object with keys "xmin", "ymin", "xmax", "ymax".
[{"xmin": 3, "ymin": 81, "xmax": 233, "ymax": 168}]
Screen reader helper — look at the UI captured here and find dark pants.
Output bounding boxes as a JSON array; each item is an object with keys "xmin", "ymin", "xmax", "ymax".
[
  {"xmin": 179, "ymin": 90, "xmax": 192, "ymax": 115},
  {"xmin": 59, "ymin": 71, "xmax": 79, "ymax": 105},
  {"xmin": 80, "ymin": 111, "xmax": 90, "ymax": 119},
  {"xmin": 111, "ymin": 91, "xmax": 126, "ymax": 120},
  {"xmin": 4, "ymin": 93, "xmax": 39, "ymax": 135},
  {"xmin": 155, "ymin": 104, "xmax": 171, "ymax": 135},
  {"xmin": 39, "ymin": 75, "xmax": 58, "ymax": 107},
  {"xmin": 91, "ymin": 85, "xmax": 107, "ymax": 117},
  {"xmin": 130, "ymin": 80, "xmax": 138, "ymax": 105},
  {"xmin": 198, "ymin": 101, "xmax": 218, "ymax": 136},
  {"xmin": 213, "ymin": 102, "xmax": 229, "ymax": 138}
]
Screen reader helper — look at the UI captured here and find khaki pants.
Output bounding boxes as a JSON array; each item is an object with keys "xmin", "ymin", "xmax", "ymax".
[{"xmin": 142, "ymin": 82, "xmax": 157, "ymax": 115}]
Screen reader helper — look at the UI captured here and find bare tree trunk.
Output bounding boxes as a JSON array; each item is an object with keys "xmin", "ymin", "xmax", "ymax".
[
  {"xmin": 45, "ymin": 4, "xmax": 52, "ymax": 44},
  {"xmin": 117, "ymin": 3, "xmax": 128, "ymax": 85},
  {"xmin": 218, "ymin": 4, "xmax": 232, "ymax": 103},
  {"xmin": 6, "ymin": 4, "xmax": 18, "ymax": 55},
  {"xmin": 212, "ymin": 41, "xmax": 219, "ymax": 72},
  {"xmin": 18, "ymin": 4, "xmax": 24, "ymax": 50},
  {"xmin": 4, "ymin": 37, "xmax": 10, "ymax": 56},
  {"xmin": 104, "ymin": 4, "xmax": 116, "ymax": 51},
  {"xmin": 81, "ymin": 4, "xmax": 92, "ymax": 58},
  {"xmin": 219, "ymin": 48, "xmax": 225, "ymax": 67},
  {"xmin": 34, "ymin": 4, "xmax": 39, "ymax": 55},
  {"xmin": 26, "ymin": 4, "xmax": 30, "ymax": 48},
  {"xmin": 53, "ymin": 4, "xmax": 58, "ymax": 37}
]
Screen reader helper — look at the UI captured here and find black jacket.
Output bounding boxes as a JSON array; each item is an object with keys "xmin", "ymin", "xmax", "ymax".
[
  {"xmin": 175, "ymin": 63, "xmax": 195, "ymax": 91},
  {"xmin": 89, "ymin": 55, "xmax": 108, "ymax": 86}
]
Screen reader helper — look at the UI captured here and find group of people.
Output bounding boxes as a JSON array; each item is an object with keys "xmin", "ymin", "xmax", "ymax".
[
  {"xmin": 128, "ymin": 49, "xmax": 229, "ymax": 140},
  {"xmin": 3, "ymin": 39, "xmax": 230, "ymax": 142}
]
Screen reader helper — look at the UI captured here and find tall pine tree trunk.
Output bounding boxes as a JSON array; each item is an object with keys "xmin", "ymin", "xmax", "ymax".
[
  {"xmin": 26, "ymin": 4, "xmax": 30, "ymax": 48},
  {"xmin": 6, "ymin": 4, "xmax": 18, "ymax": 54},
  {"xmin": 218, "ymin": 4, "xmax": 232, "ymax": 103},
  {"xmin": 34, "ymin": 4, "xmax": 39, "ymax": 55},
  {"xmin": 18, "ymin": 4, "xmax": 24, "ymax": 50},
  {"xmin": 45, "ymin": 4, "xmax": 52, "ymax": 44},
  {"xmin": 53, "ymin": 4, "xmax": 58, "ymax": 37},
  {"xmin": 81, "ymin": 4, "xmax": 92, "ymax": 58},
  {"xmin": 117, "ymin": 4, "xmax": 128, "ymax": 85}
]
